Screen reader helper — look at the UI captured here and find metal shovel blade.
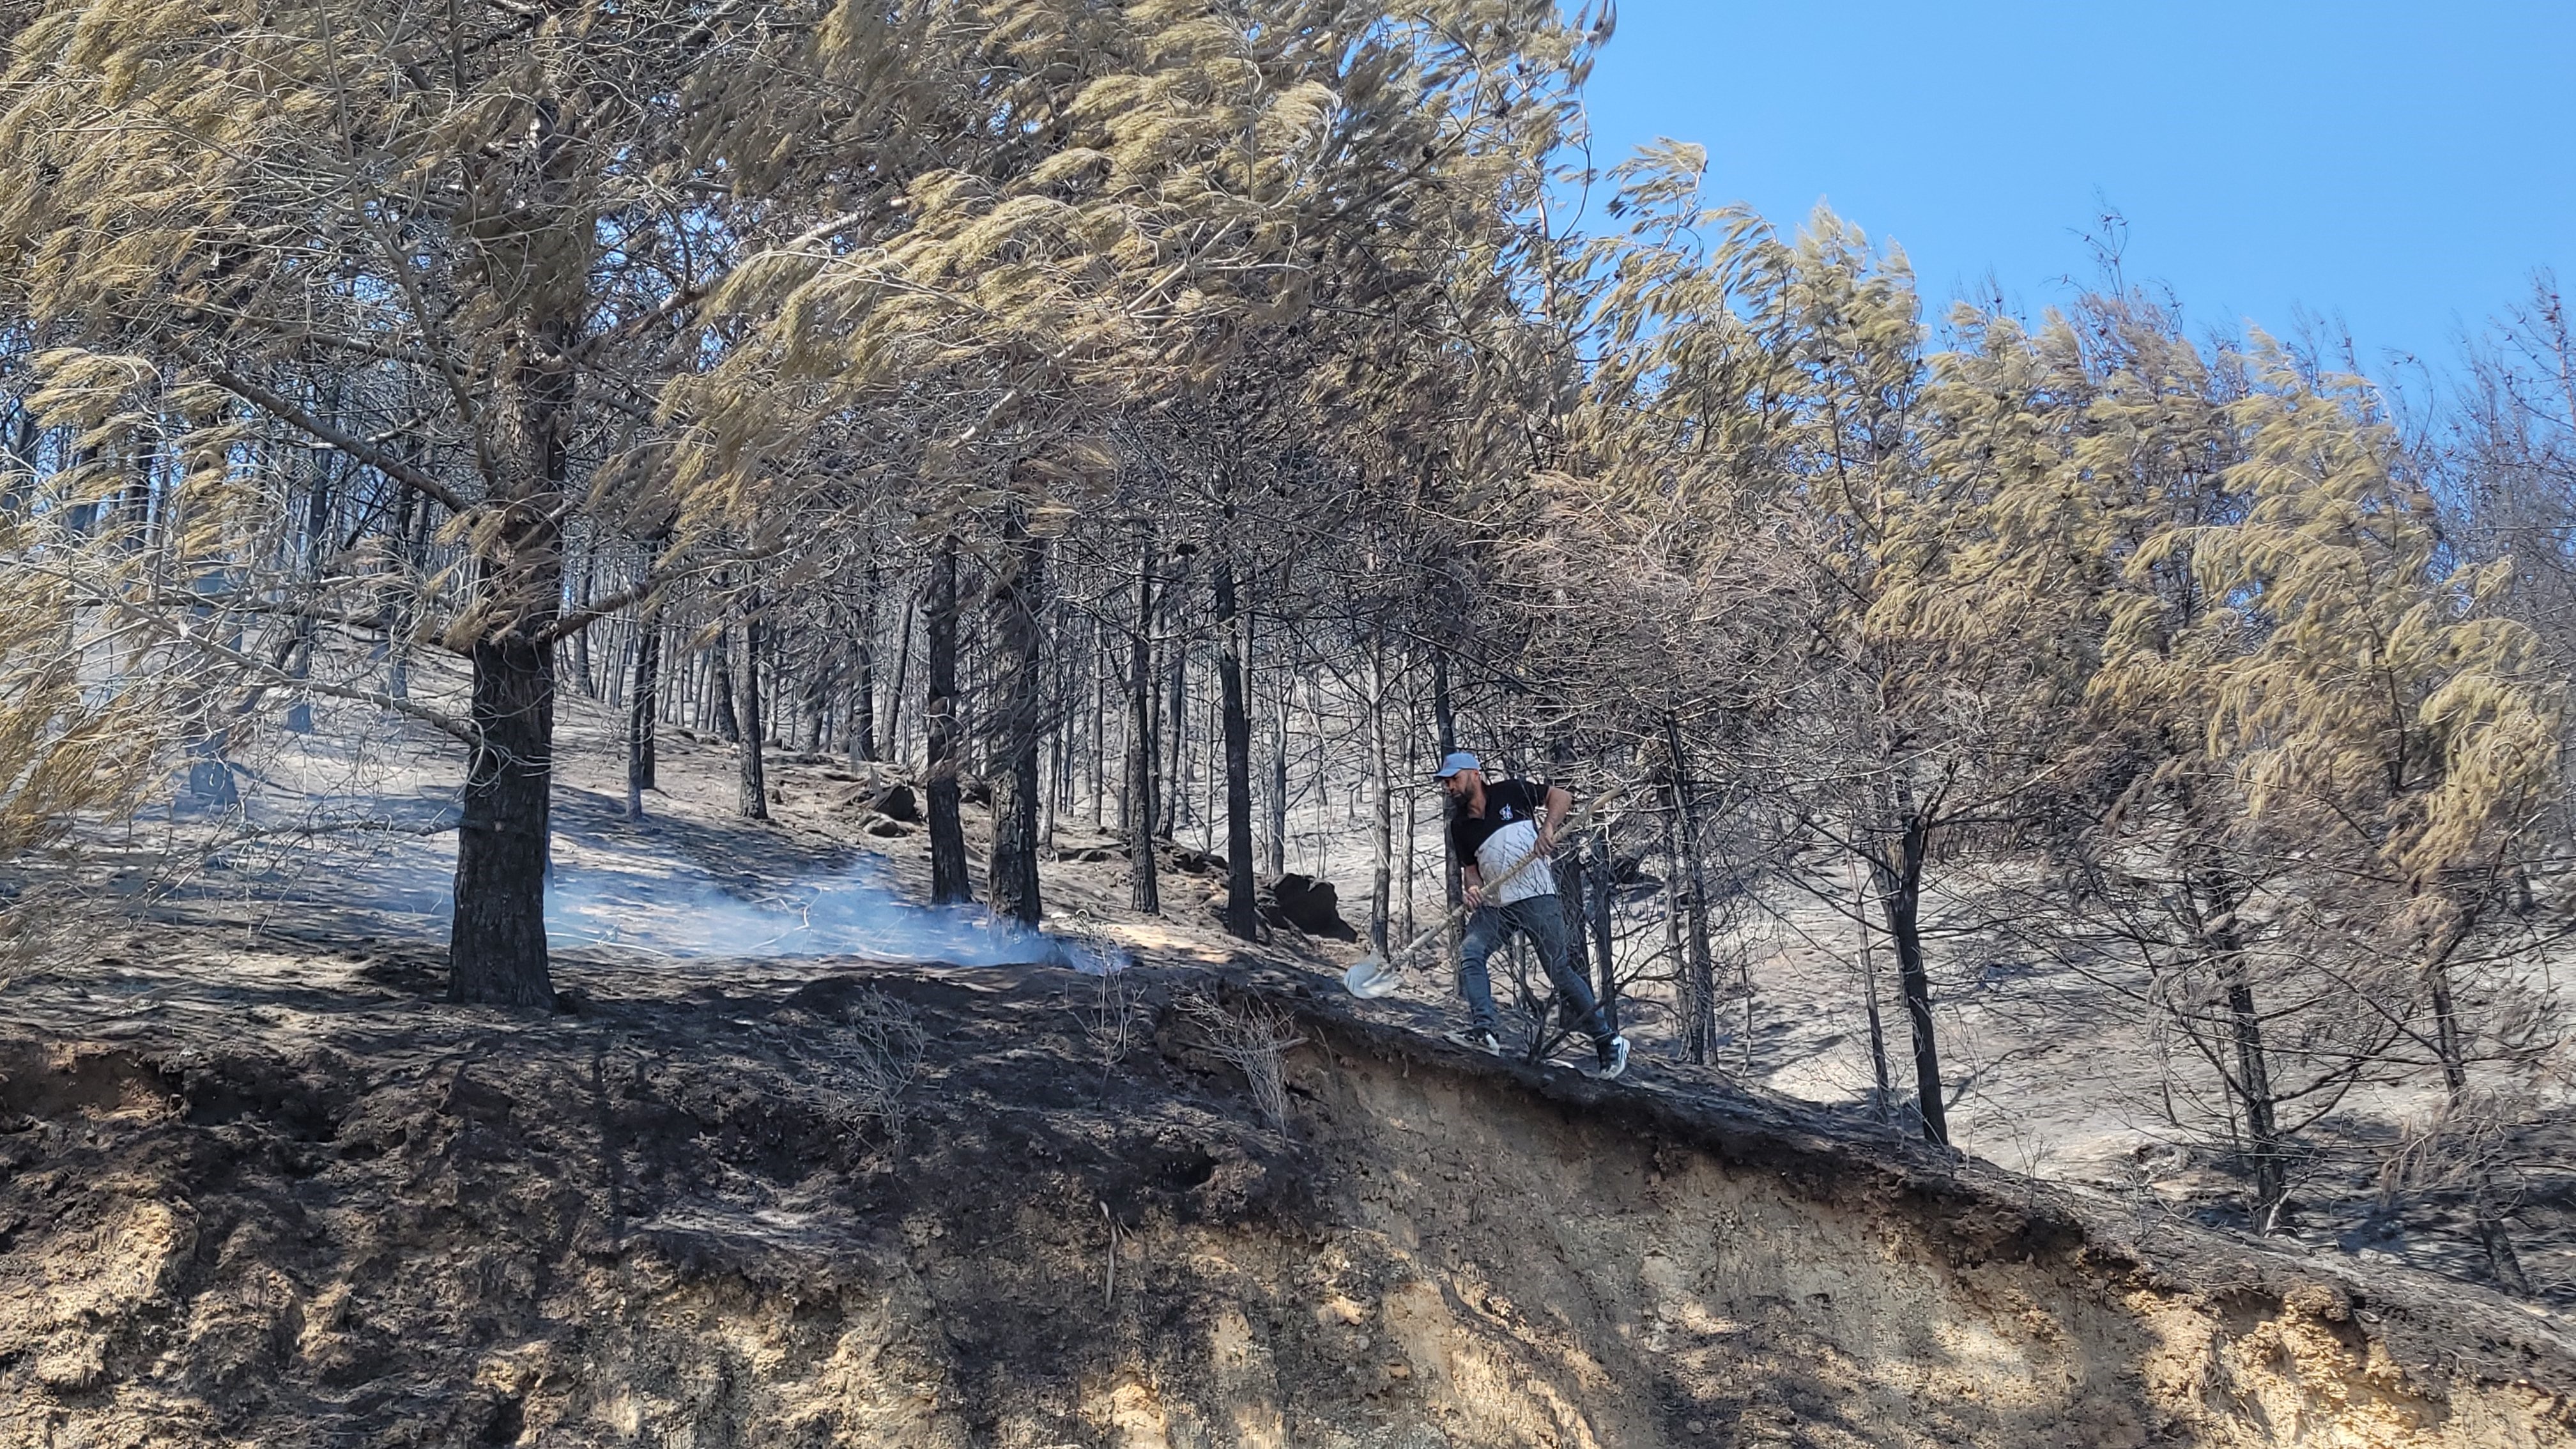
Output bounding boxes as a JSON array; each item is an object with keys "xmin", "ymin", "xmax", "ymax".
[{"xmin": 1342, "ymin": 954, "xmax": 1402, "ymax": 999}]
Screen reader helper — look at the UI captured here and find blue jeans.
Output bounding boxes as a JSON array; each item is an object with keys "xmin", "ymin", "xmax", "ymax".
[{"xmin": 1459, "ymin": 895, "xmax": 1612, "ymax": 1041}]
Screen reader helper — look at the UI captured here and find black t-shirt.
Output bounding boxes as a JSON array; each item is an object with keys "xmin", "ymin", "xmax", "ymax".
[{"xmin": 1450, "ymin": 779, "xmax": 1549, "ymax": 862}]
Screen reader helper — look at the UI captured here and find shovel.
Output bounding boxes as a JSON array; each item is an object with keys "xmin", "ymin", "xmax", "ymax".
[{"xmin": 1341, "ymin": 785, "xmax": 1621, "ymax": 999}]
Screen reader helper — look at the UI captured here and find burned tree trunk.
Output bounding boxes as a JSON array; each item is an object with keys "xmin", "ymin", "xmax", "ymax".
[
  {"xmin": 1126, "ymin": 533, "xmax": 1161, "ymax": 914},
  {"xmin": 625, "ymin": 619, "xmax": 658, "ymax": 820},
  {"xmin": 1091, "ymin": 628, "xmax": 1110, "ymax": 829},
  {"xmin": 449, "ymin": 622, "xmax": 558, "ymax": 1008},
  {"xmin": 1868, "ymin": 793, "xmax": 1948, "ymax": 1147},
  {"xmin": 1675, "ymin": 802, "xmax": 1717, "ymax": 1066},
  {"xmin": 2178, "ymin": 849, "xmax": 2288, "ymax": 1228},
  {"xmin": 1201, "ymin": 686, "xmax": 1219, "ymax": 854},
  {"xmin": 986, "ymin": 507, "xmax": 1047, "ymax": 927},
  {"xmin": 1267, "ymin": 686, "xmax": 1289, "ymax": 878},
  {"xmin": 1213, "ymin": 556, "xmax": 1258, "ymax": 940},
  {"xmin": 571, "ymin": 546, "xmax": 596, "ymax": 698},
  {"xmin": 925, "ymin": 539, "xmax": 971, "ymax": 905},
  {"xmin": 280, "ymin": 623, "xmax": 318, "ymax": 734},
  {"xmin": 736, "ymin": 602, "xmax": 768, "ymax": 822},
  {"xmin": 2223, "ymin": 962, "xmax": 2285, "ymax": 1223},
  {"xmin": 1045, "ymin": 609, "xmax": 1070, "ymax": 848},
  {"xmin": 1588, "ymin": 830, "xmax": 1619, "ymax": 1035},
  {"xmin": 284, "ymin": 468, "xmax": 332, "ymax": 734},
  {"xmin": 1558, "ymin": 831, "xmax": 1590, "ymax": 1001},
  {"xmin": 710, "ymin": 628, "xmax": 741, "ymax": 744},
  {"xmin": 797, "ymin": 648, "xmax": 831, "ymax": 753},
  {"xmin": 1432, "ymin": 653, "xmax": 1462, "ymax": 966},
  {"xmin": 1547, "ymin": 740, "xmax": 1587, "ymax": 1011},
  {"xmin": 1366, "ymin": 638, "xmax": 1395, "ymax": 956},
  {"xmin": 1665, "ymin": 717, "xmax": 1718, "ymax": 1066},
  {"xmin": 1157, "ymin": 551, "xmax": 1190, "ymax": 841},
  {"xmin": 445, "ymin": 297, "xmax": 579, "ymax": 1008},
  {"xmin": 885, "ymin": 589, "xmax": 915, "ymax": 767},
  {"xmin": 1851, "ymin": 860, "xmax": 1894, "ymax": 1120},
  {"xmin": 383, "ymin": 486, "xmax": 422, "ymax": 701},
  {"xmin": 849, "ymin": 558, "xmax": 878, "ymax": 764},
  {"xmin": 2430, "ymin": 953, "xmax": 2532, "ymax": 1292}
]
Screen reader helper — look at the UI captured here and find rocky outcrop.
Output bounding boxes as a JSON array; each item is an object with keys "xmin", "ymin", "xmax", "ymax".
[{"xmin": 1267, "ymin": 873, "xmax": 1356, "ymax": 940}]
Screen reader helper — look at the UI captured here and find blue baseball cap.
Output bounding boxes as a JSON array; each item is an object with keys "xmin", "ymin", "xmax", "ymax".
[{"xmin": 1432, "ymin": 751, "xmax": 1480, "ymax": 780}]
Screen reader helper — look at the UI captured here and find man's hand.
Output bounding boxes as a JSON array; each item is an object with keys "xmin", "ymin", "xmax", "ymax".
[
  {"xmin": 1539, "ymin": 785, "xmax": 1572, "ymax": 857},
  {"xmin": 1462, "ymin": 879, "xmax": 1485, "ymax": 910}
]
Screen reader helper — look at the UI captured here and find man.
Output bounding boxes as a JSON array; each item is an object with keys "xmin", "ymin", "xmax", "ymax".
[{"xmin": 1434, "ymin": 751, "xmax": 1630, "ymax": 1080}]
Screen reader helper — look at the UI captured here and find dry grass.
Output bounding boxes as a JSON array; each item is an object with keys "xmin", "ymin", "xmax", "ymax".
[
  {"xmin": 1078, "ymin": 964, "xmax": 1148, "ymax": 1082},
  {"xmin": 765, "ymin": 988, "xmax": 926, "ymax": 1148},
  {"xmin": 1181, "ymin": 988, "xmax": 1306, "ymax": 1135}
]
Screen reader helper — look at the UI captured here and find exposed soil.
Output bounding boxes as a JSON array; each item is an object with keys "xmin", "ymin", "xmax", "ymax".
[{"xmin": 4, "ymin": 921, "xmax": 2574, "ymax": 1447}]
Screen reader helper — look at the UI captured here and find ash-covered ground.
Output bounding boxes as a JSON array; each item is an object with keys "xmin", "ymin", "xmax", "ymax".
[{"xmin": 6, "ymin": 686, "xmax": 2576, "ymax": 1445}]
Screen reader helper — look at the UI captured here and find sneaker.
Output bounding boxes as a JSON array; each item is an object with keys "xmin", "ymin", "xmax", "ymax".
[
  {"xmin": 1444, "ymin": 1027, "xmax": 1503, "ymax": 1055},
  {"xmin": 1586, "ymin": 1034, "xmax": 1629, "ymax": 1081}
]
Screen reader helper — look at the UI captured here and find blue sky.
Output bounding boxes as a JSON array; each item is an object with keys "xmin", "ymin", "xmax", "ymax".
[{"xmin": 1571, "ymin": 1, "xmax": 2575, "ymax": 374}]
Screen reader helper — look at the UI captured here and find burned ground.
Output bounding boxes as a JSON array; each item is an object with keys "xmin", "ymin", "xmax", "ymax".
[
  {"xmin": 3, "ymin": 922, "xmax": 2573, "ymax": 1447},
  {"xmin": 4, "ymin": 702, "xmax": 2573, "ymax": 1446}
]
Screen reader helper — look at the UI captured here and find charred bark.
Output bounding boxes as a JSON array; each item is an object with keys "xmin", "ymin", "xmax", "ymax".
[
  {"xmin": 1868, "ymin": 795, "xmax": 1947, "ymax": 1147},
  {"xmin": 2186, "ymin": 858, "xmax": 2287, "ymax": 1227},
  {"xmin": 1853, "ymin": 862, "xmax": 1894, "ymax": 1120},
  {"xmin": 1432, "ymin": 653, "xmax": 1462, "ymax": 968},
  {"xmin": 571, "ymin": 549, "xmax": 596, "ymax": 698},
  {"xmin": 1366, "ymin": 639, "xmax": 1394, "ymax": 956},
  {"xmin": 448, "ymin": 625, "xmax": 558, "ymax": 1007},
  {"xmin": 1213, "ymin": 556, "xmax": 1258, "ymax": 940},
  {"xmin": 1558, "ymin": 834, "xmax": 1590, "ymax": 997},
  {"xmin": 736, "ymin": 604, "xmax": 768, "ymax": 822},
  {"xmin": 1665, "ymin": 717, "xmax": 1718, "ymax": 1067},
  {"xmin": 625, "ymin": 620, "xmax": 658, "ymax": 820},
  {"xmin": 1267, "ymin": 687, "xmax": 1289, "ymax": 878},
  {"xmin": 1126, "ymin": 534, "xmax": 1160, "ymax": 914},
  {"xmin": 885, "ymin": 590, "xmax": 915, "ymax": 765},
  {"xmin": 1156, "ymin": 551, "xmax": 1190, "ymax": 841},
  {"xmin": 384, "ymin": 486, "xmax": 422, "ymax": 700},
  {"xmin": 445, "ymin": 275, "xmax": 576, "ymax": 1007},
  {"xmin": 1588, "ymin": 831, "xmax": 1620, "ymax": 1035},
  {"xmin": 284, "ymin": 470, "xmax": 332, "ymax": 734},
  {"xmin": 849, "ymin": 558, "xmax": 879, "ymax": 764},
  {"xmin": 925, "ymin": 539, "xmax": 971, "ymax": 905},
  {"xmin": 710, "ymin": 629, "xmax": 741, "ymax": 744},
  {"xmin": 1090, "ymin": 627, "xmax": 1110, "ymax": 829},
  {"xmin": 987, "ymin": 508, "xmax": 1047, "ymax": 927},
  {"xmin": 2430, "ymin": 958, "xmax": 2533, "ymax": 1292}
]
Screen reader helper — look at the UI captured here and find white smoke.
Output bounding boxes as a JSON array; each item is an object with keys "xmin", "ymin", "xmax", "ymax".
[
  {"xmin": 158, "ymin": 703, "xmax": 1131, "ymax": 973},
  {"xmin": 540, "ymin": 853, "xmax": 1130, "ymax": 974}
]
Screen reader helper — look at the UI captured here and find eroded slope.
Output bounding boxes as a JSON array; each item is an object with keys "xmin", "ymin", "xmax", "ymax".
[{"xmin": 0, "ymin": 932, "xmax": 2569, "ymax": 1447}]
